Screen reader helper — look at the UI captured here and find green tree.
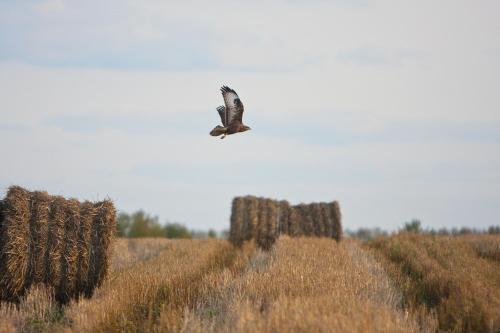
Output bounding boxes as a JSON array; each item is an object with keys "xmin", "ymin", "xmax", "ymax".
[
  {"xmin": 116, "ymin": 212, "xmax": 131, "ymax": 237},
  {"xmin": 128, "ymin": 210, "xmax": 164, "ymax": 238},
  {"xmin": 208, "ymin": 229, "xmax": 217, "ymax": 238},
  {"xmin": 403, "ymin": 219, "xmax": 421, "ymax": 233},
  {"xmin": 164, "ymin": 223, "xmax": 192, "ymax": 239}
]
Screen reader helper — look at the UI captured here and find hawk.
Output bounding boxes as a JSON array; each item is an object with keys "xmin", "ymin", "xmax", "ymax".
[{"xmin": 210, "ymin": 85, "xmax": 251, "ymax": 139}]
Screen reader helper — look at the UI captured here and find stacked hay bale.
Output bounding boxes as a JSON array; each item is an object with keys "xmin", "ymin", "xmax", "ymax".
[
  {"xmin": 0, "ymin": 186, "xmax": 115, "ymax": 304},
  {"xmin": 256, "ymin": 199, "xmax": 279, "ymax": 251},
  {"xmin": 75, "ymin": 201, "xmax": 94, "ymax": 297},
  {"xmin": 277, "ymin": 200, "xmax": 290, "ymax": 235},
  {"xmin": 229, "ymin": 196, "xmax": 342, "ymax": 249},
  {"xmin": 245, "ymin": 196, "xmax": 259, "ymax": 242},
  {"xmin": 329, "ymin": 201, "xmax": 343, "ymax": 241},
  {"xmin": 229, "ymin": 197, "xmax": 245, "ymax": 247},
  {"xmin": 84, "ymin": 200, "xmax": 115, "ymax": 299},
  {"xmin": 0, "ymin": 186, "xmax": 30, "ymax": 303}
]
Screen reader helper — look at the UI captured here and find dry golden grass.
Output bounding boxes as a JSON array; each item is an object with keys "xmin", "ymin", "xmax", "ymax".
[
  {"xmin": 182, "ymin": 237, "xmax": 422, "ymax": 333},
  {"xmin": 462, "ymin": 234, "xmax": 500, "ymax": 262},
  {"xmin": 2, "ymin": 235, "xmax": 499, "ymax": 332},
  {"xmin": 0, "ymin": 238, "xmax": 192, "ymax": 333},
  {"xmin": 0, "ymin": 286, "xmax": 60, "ymax": 333},
  {"xmin": 110, "ymin": 237, "xmax": 173, "ymax": 271},
  {"xmin": 61, "ymin": 239, "xmax": 235, "ymax": 332},
  {"xmin": 0, "ymin": 238, "xmax": 215, "ymax": 332},
  {"xmin": 368, "ymin": 233, "xmax": 500, "ymax": 332}
]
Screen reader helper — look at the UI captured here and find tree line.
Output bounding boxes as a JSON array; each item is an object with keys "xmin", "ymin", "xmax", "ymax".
[
  {"xmin": 116, "ymin": 210, "xmax": 221, "ymax": 239},
  {"xmin": 346, "ymin": 219, "xmax": 500, "ymax": 241}
]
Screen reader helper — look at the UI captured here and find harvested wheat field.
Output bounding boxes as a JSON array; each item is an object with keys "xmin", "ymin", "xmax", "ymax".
[
  {"xmin": 1, "ymin": 235, "xmax": 499, "ymax": 332},
  {"xmin": 368, "ymin": 233, "xmax": 500, "ymax": 332}
]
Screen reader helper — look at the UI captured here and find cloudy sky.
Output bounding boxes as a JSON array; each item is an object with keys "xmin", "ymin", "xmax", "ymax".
[{"xmin": 1, "ymin": 0, "xmax": 499, "ymax": 231}]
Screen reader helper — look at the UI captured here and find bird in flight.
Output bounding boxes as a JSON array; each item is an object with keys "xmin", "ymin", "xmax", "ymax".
[{"xmin": 210, "ymin": 86, "xmax": 251, "ymax": 139}]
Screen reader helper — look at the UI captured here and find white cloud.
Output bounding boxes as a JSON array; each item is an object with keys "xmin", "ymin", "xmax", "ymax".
[
  {"xmin": 1, "ymin": 0, "xmax": 500, "ymax": 231},
  {"xmin": 34, "ymin": 0, "xmax": 66, "ymax": 14}
]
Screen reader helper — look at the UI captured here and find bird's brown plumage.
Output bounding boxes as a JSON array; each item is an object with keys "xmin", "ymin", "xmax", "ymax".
[{"xmin": 210, "ymin": 85, "xmax": 251, "ymax": 139}]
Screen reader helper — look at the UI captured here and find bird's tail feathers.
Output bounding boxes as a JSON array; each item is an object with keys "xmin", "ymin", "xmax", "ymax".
[{"xmin": 210, "ymin": 125, "xmax": 227, "ymax": 137}]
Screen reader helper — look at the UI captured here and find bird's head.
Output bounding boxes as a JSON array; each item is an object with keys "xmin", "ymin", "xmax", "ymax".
[{"xmin": 242, "ymin": 125, "xmax": 251, "ymax": 132}]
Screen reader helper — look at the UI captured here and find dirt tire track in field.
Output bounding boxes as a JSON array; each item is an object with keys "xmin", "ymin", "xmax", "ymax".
[
  {"xmin": 181, "ymin": 238, "xmax": 422, "ymax": 333},
  {"xmin": 148, "ymin": 242, "xmax": 241, "ymax": 332},
  {"xmin": 179, "ymin": 242, "xmax": 265, "ymax": 333},
  {"xmin": 344, "ymin": 242, "xmax": 405, "ymax": 310}
]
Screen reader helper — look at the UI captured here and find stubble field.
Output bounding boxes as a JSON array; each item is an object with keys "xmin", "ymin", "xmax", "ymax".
[{"xmin": 1, "ymin": 234, "xmax": 499, "ymax": 333}]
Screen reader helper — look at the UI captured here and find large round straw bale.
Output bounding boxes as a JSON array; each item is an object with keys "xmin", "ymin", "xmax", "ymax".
[
  {"xmin": 85, "ymin": 200, "xmax": 115, "ymax": 297},
  {"xmin": 240, "ymin": 197, "xmax": 251, "ymax": 242},
  {"xmin": 0, "ymin": 186, "xmax": 116, "ymax": 304},
  {"xmin": 75, "ymin": 201, "xmax": 94, "ymax": 295},
  {"xmin": 56, "ymin": 199, "xmax": 81, "ymax": 304},
  {"xmin": 278, "ymin": 200, "xmax": 290, "ymax": 235},
  {"xmin": 28, "ymin": 191, "xmax": 50, "ymax": 286},
  {"xmin": 297, "ymin": 204, "xmax": 315, "ymax": 236},
  {"xmin": 310, "ymin": 203, "xmax": 324, "ymax": 236},
  {"xmin": 265, "ymin": 200, "xmax": 277, "ymax": 237},
  {"xmin": 246, "ymin": 196, "xmax": 259, "ymax": 241},
  {"xmin": 0, "ymin": 186, "xmax": 31, "ymax": 302},
  {"xmin": 229, "ymin": 197, "xmax": 245, "ymax": 247},
  {"xmin": 330, "ymin": 201, "xmax": 342, "ymax": 242},
  {"xmin": 259, "ymin": 200, "xmax": 278, "ymax": 250},
  {"xmin": 97, "ymin": 200, "xmax": 115, "ymax": 282},
  {"xmin": 44, "ymin": 197, "xmax": 66, "ymax": 292},
  {"xmin": 287, "ymin": 206, "xmax": 302, "ymax": 237},
  {"xmin": 228, "ymin": 195, "xmax": 342, "ymax": 246},
  {"xmin": 319, "ymin": 203, "xmax": 333, "ymax": 237},
  {"xmin": 255, "ymin": 198, "xmax": 269, "ymax": 247}
]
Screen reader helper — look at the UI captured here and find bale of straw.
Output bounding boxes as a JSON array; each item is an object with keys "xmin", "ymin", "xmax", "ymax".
[
  {"xmin": 0, "ymin": 186, "xmax": 31, "ymax": 302},
  {"xmin": 0, "ymin": 199, "xmax": 4, "ymax": 232},
  {"xmin": 246, "ymin": 196, "xmax": 259, "ymax": 241},
  {"xmin": 240, "ymin": 197, "xmax": 251, "ymax": 243},
  {"xmin": 229, "ymin": 197, "xmax": 246, "ymax": 247},
  {"xmin": 255, "ymin": 198, "xmax": 270, "ymax": 249},
  {"xmin": 56, "ymin": 199, "xmax": 81, "ymax": 304},
  {"xmin": 259, "ymin": 200, "xmax": 278, "ymax": 251},
  {"xmin": 270, "ymin": 201, "xmax": 279, "ymax": 237},
  {"xmin": 75, "ymin": 201, "xmax": 94, "ymax": 296},
  {"xmin": 330, "ymin": 201, "xmax": 342, "ymax": 242},
  {"xmin": 43, "ymin": 196, "xmax": 66, "ymax": 294},
  {"xmin": 297, "ymin": 204, "xmax": 315, "ymax": 236},
  {"xmin": 98, "ymin": 202, "xmax": 115, "ymax": 281},
  {"xmin": 287, "ymin": 206, "xmax": 302, "ymax": 237},
  {"xmin": 278, "ymin": 200, "xmax": 290, "ymax": 235},
  {"xmin": 310, "ymin": 203, "xmax": 324, "ymax": 236},
  {"xmin": 85, "ymin": 200, "xmax": 115, "ymax": 297},
  {"xmin": 319, "ymin": 203, "xmax": 333, "ymax": 237},
  {"xmin": 228, "ymin": 195, "xmax": 343, "ymax": 247},
  {"xmin": 28, "ymin": 191, "xmax": 50, "ymax": 286},
  {"xmin": 0, "ymin": 186, "xmax": 116, "ymax": 303}
]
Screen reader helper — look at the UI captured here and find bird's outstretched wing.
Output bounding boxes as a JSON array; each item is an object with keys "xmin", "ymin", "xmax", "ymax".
[
  {"xmin": 216, "ymin": 106, "xmax": 226, "ymax": 126},
  {"xmin": 221, "ymin": 85, "xmax": 244, "ymax": 125}
]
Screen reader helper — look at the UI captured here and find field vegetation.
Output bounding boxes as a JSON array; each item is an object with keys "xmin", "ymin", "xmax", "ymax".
[
  {"xmin": 0, "ymin": 234, "xmax": 499, "ymax": 332},
  {"xmin": 368, "ymin": 233, "xmax": 500, "ymax": 332},
  {"xmin": 181, "ymin": 237, "xmax": 423, "ymax": 332}
]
